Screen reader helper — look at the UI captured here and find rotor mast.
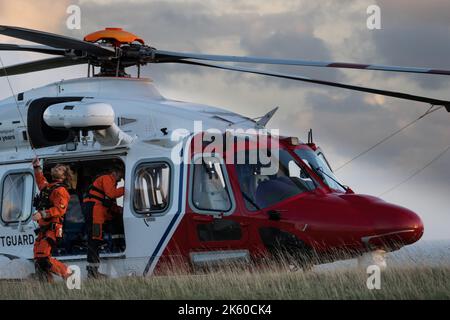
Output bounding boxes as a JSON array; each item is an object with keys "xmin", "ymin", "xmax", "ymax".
[{"xmin": 83, "ymin": 27, "xmax": 146, "ymax": 78}]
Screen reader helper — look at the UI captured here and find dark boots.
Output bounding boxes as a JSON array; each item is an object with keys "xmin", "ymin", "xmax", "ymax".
[
  {"xmin": 34, "ymin": 258, "xmax": 54, "ymax": 283},
  {"xmin": 86, "ymin": 265, "xmax": 108, "ymax": 279}
]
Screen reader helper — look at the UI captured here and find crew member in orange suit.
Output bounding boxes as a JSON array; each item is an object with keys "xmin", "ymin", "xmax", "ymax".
[
  {"xmin": 32, "ymin": 157, "xmax": 73, "ymax": 282},
  {"xmin": 83, "ymin": 165, "xmax": 124, "ymax": 278}
]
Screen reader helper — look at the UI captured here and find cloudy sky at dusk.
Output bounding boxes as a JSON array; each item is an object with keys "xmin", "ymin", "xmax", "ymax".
[{"xmin": 1, "ymin": 0, "xmax": 449, "ymax": 239}]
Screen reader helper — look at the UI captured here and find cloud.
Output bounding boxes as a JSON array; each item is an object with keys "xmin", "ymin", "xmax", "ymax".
[
  {"xmin": 0, "ymin": 0, "xmax": 73, "ymax": 99},
  {"xmin": 0, "ymin": 0, "xmax": 70, "ymax": 35},
  {"xmin": 239, "ymin": 29, "xmax": 341, "ymax": 82},
  {"xmin": 370, "ymin": 0, "xmax": 450, "ymax": 89},
  {"xmin": 72, "ymin": 0, "xmax": 342, "ymax": 87}
]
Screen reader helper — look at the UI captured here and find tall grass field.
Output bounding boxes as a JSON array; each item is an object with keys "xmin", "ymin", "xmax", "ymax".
[
  {"xmin": 1, "ymin": 240, "xmax": 449, "ymax": 300},
  {"xmin": 0, "ymin": 266, "xmax": 449, "ymax": 300}
]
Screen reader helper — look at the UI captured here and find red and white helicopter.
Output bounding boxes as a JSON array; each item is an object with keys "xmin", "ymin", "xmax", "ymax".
[{"xmin": 0, "ymin": 26, "xmax": 448, "ymax": 279}]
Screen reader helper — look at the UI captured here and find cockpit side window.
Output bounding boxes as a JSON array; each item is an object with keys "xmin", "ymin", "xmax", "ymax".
[
  {"xmin": 235, "ymin": 149, "xmax": 317, "ymax": 211},
  {"xmin": 294, "ymin": 148, "xmax": 346, "ymax": 192}
]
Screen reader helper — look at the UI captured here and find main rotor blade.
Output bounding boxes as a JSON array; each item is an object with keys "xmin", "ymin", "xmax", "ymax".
[
  {"xmin": 0, "ymin": 25, "xmax": 114, "ymax": 57},
  {"xmin": 0, "ymin": 44, "xmax": 66, "ymax": 55},
  {"xmin": 0, "ymin": 57, "xmax": 88, "ymax": 77},
  {"xmin": 154, "ymin": 50, "xmax": 450, "ymax": 76},
  {"xmin": 176, "ymin": 60, "xmax": 450, "ymax": 112}
]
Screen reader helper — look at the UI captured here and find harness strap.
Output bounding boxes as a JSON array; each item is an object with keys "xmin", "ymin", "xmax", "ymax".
[
  {"xmin": 45, "ymin": 182, "xmax": 68, "ymax": 194},
  {"xmin": 38, "ymin": 222, "xmax": 61, "ymax": 232},
  {"xmin": 85, "ymin": 193, "xmax": 107, "ymax": 203},
  {"xmin": 85, "ymin": 184, "xmax": 113, "ymax": 208},
  {"xmin": 86, "ymin": 184, "xmax": 111, "ymax": 200},
  {"xmin": 88, "ymin": 185, "xmax": 107, "ymax": 197}
]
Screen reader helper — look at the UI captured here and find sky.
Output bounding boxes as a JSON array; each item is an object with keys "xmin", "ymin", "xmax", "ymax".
[{"xmin": 0, "ymin": 0, "xmax": 449, "ymax": 240}]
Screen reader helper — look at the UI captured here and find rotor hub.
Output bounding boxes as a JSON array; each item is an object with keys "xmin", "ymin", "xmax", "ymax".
[{"xmin": 84, "ymin": 27, "xmax": 144, "ymax": 47}]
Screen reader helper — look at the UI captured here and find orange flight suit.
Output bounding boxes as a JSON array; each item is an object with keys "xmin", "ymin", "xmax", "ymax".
[
  {"xmin": 84, "ymin": 174, "xmax": 124, "ymax": 240},
  {"xmin": 33, "ymin": 171, "xmax": 71, "ymax": 281}
]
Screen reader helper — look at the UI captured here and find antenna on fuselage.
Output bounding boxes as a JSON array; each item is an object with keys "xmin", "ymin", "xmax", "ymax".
[
  {"xmin": 308, "ymin": 129, "xmax": 313, "ymax": 144},
  {"xmin": 255, "ymin": 106, "xmax": 278, "ymax": 128}
]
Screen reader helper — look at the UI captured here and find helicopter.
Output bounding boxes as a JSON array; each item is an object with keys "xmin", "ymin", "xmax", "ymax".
[{"xmin": 0, "ymin": 25, "xmax": 449, "ymax": 279}]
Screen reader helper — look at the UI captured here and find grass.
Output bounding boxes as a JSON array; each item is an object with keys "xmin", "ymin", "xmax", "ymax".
[{"xmin": 1, "ymin": 265, "xmax": 449, "ymax": 300}]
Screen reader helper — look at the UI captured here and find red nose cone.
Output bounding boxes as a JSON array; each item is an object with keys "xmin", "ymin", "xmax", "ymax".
[
  {"xmin": 334, "ymin": 194, "xmax": 424, "ymax": 249},
  {"xmin": 370, "ymin": 203, "xmax": 424, "ymax": 248},
  {"xmin": 403, "ymin": 211, "xmax": 424, "ymax": 244}
]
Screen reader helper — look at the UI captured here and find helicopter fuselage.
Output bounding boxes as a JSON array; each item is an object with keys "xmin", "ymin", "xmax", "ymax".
[{"xmin": 0, "ymin": 77, "xmax": 423, "ymax": 279}]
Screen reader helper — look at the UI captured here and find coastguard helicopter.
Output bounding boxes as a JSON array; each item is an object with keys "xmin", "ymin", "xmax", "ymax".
[{"xmin": 0, "ymin": 26, "xmax": 449, "ymax": 279}]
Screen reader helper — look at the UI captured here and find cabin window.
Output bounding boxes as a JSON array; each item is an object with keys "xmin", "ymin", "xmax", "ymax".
[
  {"xmin": 1, "ymin": 172, "xmax": 34, "ymax": 224},
  {"xmin": 133, "ymin": 162, "xmax": 170, "ymax": 214},
  {"xmin": 191, "ymin": 156, "xmax": 232, "ymax": 213}
]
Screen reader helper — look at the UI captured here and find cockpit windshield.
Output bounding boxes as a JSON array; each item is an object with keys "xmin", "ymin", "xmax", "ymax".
[
  {"xmin": 235, "ymin": 149, "xmax": 317, "ymax": 211},
  {"xmin": 294, "ymin": 148, "xmax": 347, "ymax": 192}
]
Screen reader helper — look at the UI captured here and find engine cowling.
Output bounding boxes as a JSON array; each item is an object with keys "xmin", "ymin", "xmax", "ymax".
[{"xmin": 27, "ymin": 97, "xmax": 133, "ymax": 148}]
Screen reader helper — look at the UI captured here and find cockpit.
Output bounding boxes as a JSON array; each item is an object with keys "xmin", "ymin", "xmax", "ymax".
[{"xmin": 234, "ymin": 149, "xmax": 318, "ymax": 210}]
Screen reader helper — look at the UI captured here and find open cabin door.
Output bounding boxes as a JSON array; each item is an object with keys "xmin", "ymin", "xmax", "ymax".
[{"xmin": 41, "ymin": 156, "xmax": 127, "ymax": 260}]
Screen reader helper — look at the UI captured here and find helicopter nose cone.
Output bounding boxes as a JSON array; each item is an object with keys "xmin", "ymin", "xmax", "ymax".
[
  {"xmin": 336, "ymin": 194, "xmax": 424, "ymax": 248},
  {"xmin": 369, "ymin": 201, "xmax": 424, "ymax": 247},
  {"xmin": 394, "ymin": 207, "xmax": 424, "ymax": 244},
  {"xmin": 410, "ymin": 215, "xmax": 424, "ymax": 243}
]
